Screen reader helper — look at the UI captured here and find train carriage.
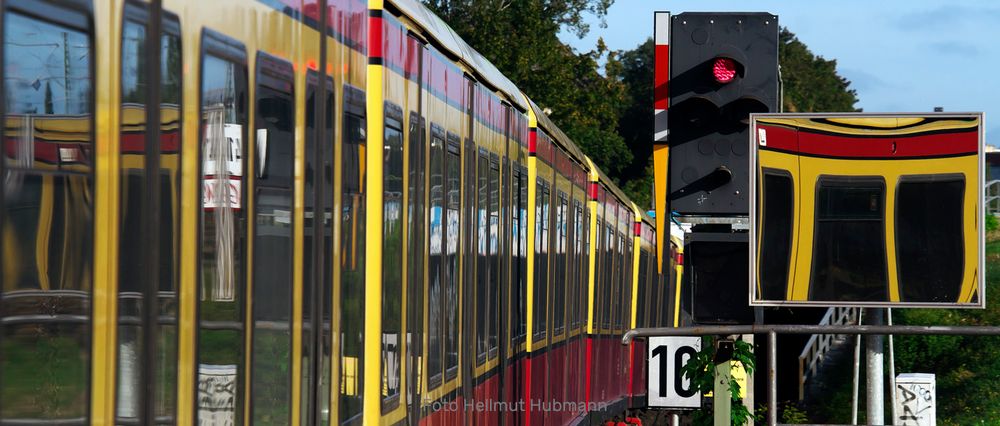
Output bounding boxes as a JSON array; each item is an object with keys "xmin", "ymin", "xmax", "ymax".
[{"xmin": 0, "ymin": 0, "xmax": 662, "ymax": 425}]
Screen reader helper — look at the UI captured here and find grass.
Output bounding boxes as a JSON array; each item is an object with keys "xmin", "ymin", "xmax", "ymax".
[{"xmin": 804, "ymin": 233, "xmax": 1000, "ymax": 424}]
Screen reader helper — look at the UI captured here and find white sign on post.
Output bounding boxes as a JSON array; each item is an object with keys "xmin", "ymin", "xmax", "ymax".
[
  {"xmin": 894, "ymin": 373, "xmax": 936, "ymax": 426},
  {"xmin": 648, "ymin": 336, "xmax": 701, "ymax": 408}
]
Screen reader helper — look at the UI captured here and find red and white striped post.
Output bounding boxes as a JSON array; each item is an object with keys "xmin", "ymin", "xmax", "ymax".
[{"xmin": 652, "ymin": 11, "xmax": 670, "ymax": 275}]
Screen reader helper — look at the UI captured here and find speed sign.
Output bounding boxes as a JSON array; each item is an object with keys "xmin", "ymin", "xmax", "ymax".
[{"xmin": 648, "ymin": 336, "xmax": 701, "ymax": 408}]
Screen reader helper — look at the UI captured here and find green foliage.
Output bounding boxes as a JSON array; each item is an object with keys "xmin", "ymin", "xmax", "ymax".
[
  {"xmin": 987, "ymin": 213, "xmax": 998, "ymax": 232},
  {"xmin": 754, "ymin": 401, "xmax": 809, "ymax": 424},
  {"xmin": 422, "ymin": 0, "xmax": 631, "ymax": 181},
  {"xmin": 425, "ymin": 2, "xmax": 860, "ymax": 205},
  {"xmin": 680, "ymin": 336, "xmax": 757, "ymax": 425},
  {"xmin": 778, "ymin": 28, "xmax": 860, "ymax": 113},
  {"xmin": 889, "ymin": 237, "xmax": 1000, "ymax": 424}
]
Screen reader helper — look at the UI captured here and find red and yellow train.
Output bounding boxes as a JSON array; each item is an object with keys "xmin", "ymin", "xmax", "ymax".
[{"xmin": 0, "ymin": 0, "xmax": 680, "ymax": 425}]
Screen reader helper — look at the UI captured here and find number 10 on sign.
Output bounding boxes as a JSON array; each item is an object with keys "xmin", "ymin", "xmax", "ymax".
[{"xmin": 648, "ymin": 336, "xmax": 702, "ymax": 408}]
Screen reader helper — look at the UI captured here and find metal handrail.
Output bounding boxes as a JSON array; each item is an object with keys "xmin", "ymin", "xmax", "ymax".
[
  {"xmin": 623, "ymin": 324, "xmax": 1000, "ymax": 426},
  {"xmin": 797, "ymin": 307, "xmax": 858, "ymax": 400},
  {"xmin": 986, "ymin": 180, "xmax": 1000, "ymax": 216}
]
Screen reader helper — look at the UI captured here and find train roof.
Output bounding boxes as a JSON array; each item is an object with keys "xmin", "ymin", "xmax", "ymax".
[
  {"xmin": 389, "ymin": 0, "xmax": 529, "ymax": 112},
  {"xmin": 526, "ymin": 97, "xmax": 588, "ymax": 165},
  {"xmin": 585, "ymin": 156, "xmax": 631, "ymax": 206},
  {"xmin": 391, "ymin": 0, "xmax": 646, "ymax": 225}
]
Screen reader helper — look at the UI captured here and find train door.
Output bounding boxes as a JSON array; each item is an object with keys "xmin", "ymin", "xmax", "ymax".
[
  {"xmin": 110, "ymin": 4, "xmax": 183, "ymax": 424},
  {"xmin": 302, "ymin": 70, "xmax": 335, "ymax": 426},
  {"xmin": 248, "ymin": 52, "xmax": 296, "ymax": 424}
]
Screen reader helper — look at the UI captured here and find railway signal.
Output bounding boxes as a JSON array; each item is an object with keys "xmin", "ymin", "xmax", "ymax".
[{"xmin": 666, "ymin": 12, "xmax": 779, "ymax": 216}]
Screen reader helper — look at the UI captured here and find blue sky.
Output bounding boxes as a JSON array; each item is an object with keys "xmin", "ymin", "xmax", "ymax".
[{"xmin": 560, "ymin": 0, "xmax": 1000, "ymax": 147}]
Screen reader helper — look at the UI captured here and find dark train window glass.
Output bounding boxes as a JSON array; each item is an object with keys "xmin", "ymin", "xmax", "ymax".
[
  {"xmin": 341, "ymin": 107, "xmax": 366, "ymax": 422},
  {"xmin": 510, "ymin": 167, "xmax": 524, "ymax": 345},
  {"xmin": 509, "ymin": 167, "xmax": 519, "ymax": 346},
  {"xmin": 602, "ymin": 222, "xmax": 614, "ymax": 329},
  {"xmin": 896, "ymin": 176, "xmax": 965, "ymax": 302},
  {"xmin": 810, "ymin": 176, "xmax": 887, "ymax": 302},
  {"xmin": 582, "ymin": 209, "xmax": 590, "ymax": 330},
  {"xmin": 405, "ymin": 111, "xmax": 424, "ymax": 407},
  {"xmin": 116, "ymin": 11, "xmax": 182, "ymax": 422},
  {"xmin": 533, "ymin": 182, "xmax": 550, "ymax": 339},
  {"xmin": 427, "ymin": 132, "xmax": 444, "ymax": 386},
  {"xmin": 251, "ymin": 53, "xmax": 294, "ymax": 424},
  {"xmin": 759, "ymin": 172, "xmax": 793, "ymax": 301},
  {"xmin": 444, "ymin": 145, "xmax": 461, "ymax": 377},
  {"xmin": 1, "ymin": 9, "xmax": 93, "ymax": 421},
  {"xmin": 476, "ymin": 155, "xmax": 489, "ymax": 361},
  {"xmin": 621, "ymin": 238, "xmax": 631, "ymax": 330},
  {"xmin": 637, "ymin": 250, "xmax": 649, "ymax": 328},
  {"xmin": 553, "ymin": 195, "xmax": 567, "ymax": 334},
  {"xmin": 518, "ymin": 170, "xmax": 528, "ymax": 342},
  {"xmin": 488, "ymin": 162, "xmax": 500, "ymax": 355},
  {"xmin": 301, "ymin": 72, "xmax": 336, "ymax": 426},
  {"xmin": 381, "ymin": 115, "xmax": 404, "ymax": 402},
  {"xmin": 198, "ymin": 49, "xmax": 247, "ymax": 425}
]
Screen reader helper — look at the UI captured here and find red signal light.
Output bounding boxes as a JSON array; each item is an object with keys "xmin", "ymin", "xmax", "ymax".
[{"xmin": 712, "ymin": 57, "xmax": 737, "ymax": 83}]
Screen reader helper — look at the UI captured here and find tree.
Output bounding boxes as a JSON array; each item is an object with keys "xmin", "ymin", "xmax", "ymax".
[
  {"xmin": 422, "ymin": 0, "xmax": 632, "ymax": 179},
  {"xmin": 778, "ymin": 28, "xmax": 860, "ymax": 113}
]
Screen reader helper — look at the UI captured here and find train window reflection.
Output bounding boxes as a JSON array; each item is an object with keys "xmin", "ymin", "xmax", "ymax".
[
  {"xmin": 340, "ymin": 106, "xmax": 366, "ymax": 423},
  {"xmin": 444, "ymin": 143, "xmax": 460, "ymax": 377},
  {"xmin": 1, "ymin": 9, "xmax": 93, "ymax": 422},
  {"xmin": 251, "ymin": 53, "xmax": 295, "ymax": 425},
  {"xmin": 381, "ymin": 113, "xmax": 404, "ymax": 403},
  {"xmin": 116, "ymin": 9, "xmax": 182, "ymax": 422},
  {"xmin": 896, "ymin": 175, "xmax": 965, "ymax": 302},
  {"xmin": 810, "ymin": 176, "xmax": 887, "ymax": 302},
  {"xmin": 198, "ymin": 48, "xmax": 248, "ymax": 426},
  {"xmin": 427, "ymin": 130, "xmax": 443, "ymax": 387}
]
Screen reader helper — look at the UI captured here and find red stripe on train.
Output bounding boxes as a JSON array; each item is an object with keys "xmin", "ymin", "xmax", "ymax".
[{"xmin": 758, "ymin": 124, "xmax": 978, "ymax": 158}]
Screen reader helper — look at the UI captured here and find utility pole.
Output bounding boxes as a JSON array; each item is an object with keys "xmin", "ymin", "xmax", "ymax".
[{"xmin": 865, "ymin": 308, "xmax": 885, "ymax": 425}]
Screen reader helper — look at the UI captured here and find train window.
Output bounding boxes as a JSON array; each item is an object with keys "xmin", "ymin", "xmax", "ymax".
[
  {"xmin": 117, "ymin": 7, "xmax": 182, "ymax": 422},
  {"xmin": 810, "ymin": 176, "xmax": 887, "ymax": 302},
  {"xmin": 553, "ymin": 194, "xmax": 568, "ymax": 334},
  {"xmin": 404, "ymin": 110, "xmax": 424, "ymax": 413},
  {"xmin": 198, "ymin": 32, "xmax": 248, "ymax": 425},
  {"xmin": 251, "ymin": 52, "xmax": 295, "ymax": 424},
  {"xmin": 602, "ymin": 223, "xmax": 614, "ymax": 329},
  {"xmin": 302, "ymin": 71, "xmax": 335, "ymax": 426},
  {"xmin": 582, "ymin": 209, "xmax": 590, "ymax": 329},
  {"xmin": 476, "ymin": 154, "xmax": 489, "ymax": 362},
  {"xmin": 340, "ymin": 85, "xmax": 367, "ymax": 422},
  {"xmin": 444, "ymin": 139, "xmax": 461, "ymax": 378},
  {"xmin": 533, "ymin": 181, "xmax": 550, "ymax": 339},
  {"xmin": 488, "ymin": 161, "xmax": 500, "ymax": 355},
  {"xmin": 637, "ymin": 249, "xmax": 648, "ymax": 328},
  {"xmin": 896, "ymin": 175, "xmax": 965, "ymax": 302},
  {"xmin": 519, "ymin": 169, "xmax": 529, "ymax": 341},
  {"xmin": 759, "ymin": 171, "xmax": 794, "ymax": 301},
  {"xmin": 381, "ymin": 105, "xmax": 404, "ymax": 405},
  {"xmin": 509, "ymin": 166, "xmax": 520, "ymax": 346},
  {"xmin": 427, "ymin": 128, "xmax": 444, "ymax": 387},
  {"xmin": 617, "ymin": 234, "xmax": 626, "ymax": 329},
  {"xmin": 570, "ymin": 198, "xmax": 580, "ymax": 329},
  {"xmin": 1, "ymin": 5, "xmax": 93, "ymax": 421}
]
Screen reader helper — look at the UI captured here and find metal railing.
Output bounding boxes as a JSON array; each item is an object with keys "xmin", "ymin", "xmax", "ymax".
[
  {"xmin": 623, "ymin": 324, "xmax": 1000, "ymax": 426},
  {"xmin": 797, "ymin": 307, "xmax": 859, "ymax": 400},
  {"xmin": 986, "ymin": 180, "xmax": 1000, "ymax": 216}
]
